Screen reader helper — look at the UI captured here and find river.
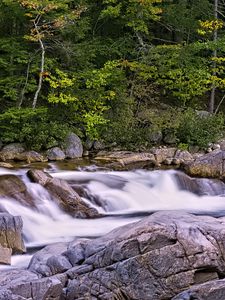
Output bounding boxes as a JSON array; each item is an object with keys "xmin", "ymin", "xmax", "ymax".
[{"xmin": 1, "ymin": 163, "xmax": 225, "ymax": 269}]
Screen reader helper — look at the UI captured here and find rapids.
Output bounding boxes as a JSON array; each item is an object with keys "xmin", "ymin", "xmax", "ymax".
[{"xmin": 1, "ymin": 165, "xmax": 225, "ymax": 268}]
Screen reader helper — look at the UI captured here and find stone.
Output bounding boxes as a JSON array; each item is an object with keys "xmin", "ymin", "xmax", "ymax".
[
  {"xmin": 0, "ymin": 269, "xmax": 63, "ymax": 300},
  {"xmin": 0, "ymin": 213, "xmax": 25, "ymax": 253},
  {"xmin": 183, "ymin": 150, "xmax": 225, "ymax": 179},
  {"xmin": 174, "ymin": 150, "xmax": 193, "ymax": 162},
  {"xmin": 63, "ymin": 133, "xmax": 83, "ymax": 158},
  {"xmin": 93, "ymin": 140, "xmax": 105, "ymax": 150},
  {"xmin": 0, "ymin": 162, "xmax": 14, "ymax": 169},
  {"xmin": 14, "ymin": 151, "xmax": 47, "ymax": 163},
  {"xmin": 47, "ymin": 147, "xmax": 66, "ymax": 161},
  {"xmin": 149, "ymin": 131, "xmax": 163, "ymax": 144},
  {"xmin": 94, "ymin": 151, "xmax": 156, "ymax": 168},
  {"xmin": 0, "ymin": 245, "xmax": 11, "ymax": 265},
  {"xmin": 172, "ymin": 279, "xmax": 225, "ymax": 300},
  {"xmin": 150, "ymin": 147, "xmax": 177, "ymax": 164},
  {"xmin": 27, "ymin": 169, "xmax": 100, "ymax": 218},
  {"xmin": 0, "ymin": 143, "xmax": 25, "ymax": 161},
  {"xmin": 0, "ymin": 174, "xmax": 34, "ymax": 206}
]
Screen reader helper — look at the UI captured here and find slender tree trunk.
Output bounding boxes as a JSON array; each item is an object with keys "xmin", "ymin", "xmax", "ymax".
[
  {"xmin": 32, "ymin": 19, "xmax": 45, "ymax": 109},
  {"xmin": 19, "ymin": 59, "xmax": 31, "ymax": 108},
  {"xmin": 209, "ymin": 0, "xmax": 218, "ymax": 113}
]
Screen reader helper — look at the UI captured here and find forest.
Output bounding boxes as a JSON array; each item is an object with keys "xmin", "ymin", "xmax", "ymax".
[{"xmin": 0, "ymin": 0, "xmax": 225, "ymax": 151}]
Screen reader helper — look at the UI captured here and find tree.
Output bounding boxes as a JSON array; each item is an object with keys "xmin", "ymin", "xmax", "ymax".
[{"xmin": 18, "ymin": 0, "xmax": 86, "ymax": 108}]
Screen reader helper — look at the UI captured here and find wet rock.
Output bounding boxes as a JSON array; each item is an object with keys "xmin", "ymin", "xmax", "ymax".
[
  {"xmin": 0, "ymin": 213, "xmax": 25, "ymax": 253},
  {"xmin": 0, "ymin": 174, "xmax": 34, "ymax": 206},
  {"xmin": 63, "ymin": 133, "xmax": 83, "ymax": 158},
  {"xmin": 14, "ymin": 150, "xmax": 47, "ymax": 163},
  {"xmin": 183, "ymin": 150, "xmax": 225, "ymax": 179},
  {"xmin": 0, "ymin": 162, "xmax": 14, "ymax": 169},
  {"xmin": 0, "ymin": 143, "xmax": 25, "ymax": 161},
  {"xmin": 47, "ymin": 147, "xmax": 66, "ymax": 161},
  {"xmin": 27, "ymin": 169, "xmax": 100, "ymax": 218}
]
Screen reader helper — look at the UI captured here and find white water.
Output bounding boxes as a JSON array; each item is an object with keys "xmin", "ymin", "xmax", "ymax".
[{"xmin": 1, "ymin": 167, "xmax": 225, "ymax": 268}]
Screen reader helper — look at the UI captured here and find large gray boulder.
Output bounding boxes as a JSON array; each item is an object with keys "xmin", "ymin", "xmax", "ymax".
[
  {"xmin": 13, "ymin": 211, "xmax": 225, "ymax": 299},
  {"xmin": 27, "ymin": 169, "xmax": 100, "ymax": 218},
  {"xmin": 47, "ymin": 147, "xmax": 66, "ymax": 161},
  {"xmin": 63, "ymin": 133, "xmax": 83, "ymax": 158}
]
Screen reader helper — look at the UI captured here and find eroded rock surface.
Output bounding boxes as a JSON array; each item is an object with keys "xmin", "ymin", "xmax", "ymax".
[
  {"xmin": 27, "ymin": 169, "xmax": 100, "ymax": 218},
  {"xmin": 5, "ymin": 211, "xmax": 225, "ymax": 299}
]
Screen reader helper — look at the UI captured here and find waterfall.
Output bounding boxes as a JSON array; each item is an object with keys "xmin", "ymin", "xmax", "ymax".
[{"xmin": 1, "ymin": 166, "xmax": 225, "ymax": 269}]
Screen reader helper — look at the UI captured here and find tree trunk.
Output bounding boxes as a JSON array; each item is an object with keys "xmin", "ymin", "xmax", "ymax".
[
  {"xmin": 32, "ymin": 18, "xmax": 45, "ymax": 109},
  {"xmin": 209, "ymin": 0, "xmax": 218, "ymax": 113}
]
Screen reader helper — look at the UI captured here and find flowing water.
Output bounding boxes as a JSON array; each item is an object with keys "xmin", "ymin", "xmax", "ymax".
[{"xmin": 1, "ymin": 165, "xmax": 225, "ymax": 269}]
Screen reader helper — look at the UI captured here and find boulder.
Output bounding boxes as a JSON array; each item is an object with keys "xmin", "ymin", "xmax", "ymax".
[
  {"xmin": 64, "ymin": 211, "xmax": 225, "ymax": 299},
  {"xmin": 14, "ymin": 151, "xmax": 47, "ymax": 163},
  {"xmin": 0, "ymin": 162, "xmax": 14, "ymax": 169},
  {"xmin": 183, "ymin": 150, "xmax": 225, "ymax": 179},
  {"xmin": 0, "ymin": 143, "xmax": 25, "ymax": 161},
  {"xmin": 0, "ymin": 174, "xmax": 34, "ymax": 206},
  {"xmin": 0, "ymin": 269, "xmax": 63, "ymax": 300},
  {"xmin": 0, "ymin": 213, "xmax": 25, "ymax": 253},
  {"xmin": 19, "ymin": 211, "xmax": 225, "ymax": 299},
  {"xmin": 172, "ymin": 279, "xmax": 225, "ymax": 300},
  {"xmin": 94, "ymin": 151, "xmax": 156, "ymax": 168},
  {"xmin": 47, "ymin": 147, "xmax": 66, "ymax": 161},
  {"xmin": 174, "ymin": 150, "xmax": 193, "ymax": 163},
  {"xmin": 63, "ymin": 133, "xmax": 83, "ymax": 158},
  {"xmin": 150, "ymin": 147, "xmax": 177, "ymax": 164},
  {"xmin": 27, "ymin": 169, "xmax": 100, "ymax": 218},
  {"xmin": 93, "ymin": 140, "xmax": 105, "ymax": 150},
  {"xmin": 149, "ymin": 131, "xmax": 163, "ymax": 144},
  {"xmin": 0, "ymin": 245, "xmax": 12, "ymax": 265}
]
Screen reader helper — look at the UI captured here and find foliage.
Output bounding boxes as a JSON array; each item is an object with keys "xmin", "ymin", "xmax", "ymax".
[{"xmin": 0, "ymin": 108, "xmax": 70, "ymax": 150}]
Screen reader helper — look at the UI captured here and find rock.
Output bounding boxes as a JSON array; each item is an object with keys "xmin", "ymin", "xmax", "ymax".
[
  {"xmin": 0, "ymin": 140, "xmax": 3, "ymax": 151},
  {"xmin": 163, "ymin": 132, "xmax": 177, "ymax": 144},
  {"xmin": 0, "ymin": 162, "xmax": 14, "ymax": 169},
  {"xmin": 29, "ymin": 242, "xmax": 71, "ymax": 277},
  {"xmin": 218, "ymin": 138, "xmax": 225, "ymax": 151},
  {"xmin": 47, "ymin": 147, "xmax": 66, "ymax": 161},
  {"xmin": 183, "ymin": 150, "xmax": 225, "ymax": 178},
  {"xmin": 93, "ymin": 140, "xmax": 105, "ymax": 150},
  {"xmin": 172, "ymin": 279, "xmax": 225, "ymax": 300},
  {"xmin": 0, "ymin": 174, "xmax": 34, "ymax": 206},
  {"xmin": 84, "ymin": 138, "xmax": 94, "ymax": 151},
  {"xmin": 149, "ymin": 131, "xmax": 163, "ymax": 144},
  {"xmin": 0, "ymin": 269, "xmax": 63, "ymax": 300},
  {"xmin": 0, "ymin": 143, "xmax": 25, "ymax": 161},
  {"xmin": 174, "ymin": 150, "xmax": 193, "ymax": 162},
  {"xmin": 27, "ymin": 169, "xmax": 100, "ymax": 218},
  {"xmin": 94, "ymin": 151, "xmax": 156, "ymax": 168},
  {"xmin": 46, "ymin": 211, "xmax": 225, "ymax": 299},
  {"xmin": 0, "ymin": 213, "xmax": 25, "ymax": 253},
  {"xmin": 151, "ymin": 147, "xmax": 177, "ymax": 164},
  {"xmin": 0, "ymin": 245, "xmax": 12, "ymax": 265},
  {"xmin": 63, "ymin": 133, "xmax": 83, "ymax": 158},
  {"xmin": 14, "ymin": 150, "xmax": 47, "ymax": 163}
]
